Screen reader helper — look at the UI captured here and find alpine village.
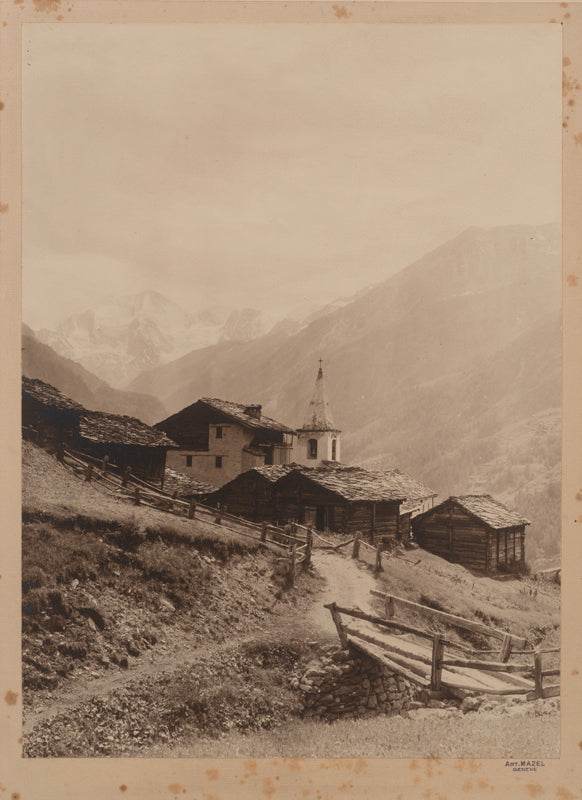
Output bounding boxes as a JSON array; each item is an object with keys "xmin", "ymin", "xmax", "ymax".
[
  {"xmin": 22, "ymin": 226, "xmax": 560, "ymax": 763},
  {"xmin": 21, "ymin": 230, "xmax": 561, "ymax": 760}
]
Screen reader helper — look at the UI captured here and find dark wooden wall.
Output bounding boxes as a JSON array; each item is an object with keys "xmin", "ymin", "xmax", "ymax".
[
  {"xmin": 212, "ymin": 472, "xmax": 277, "ymax": 522},
  {"xmin": 412, "ymin": 500, "xmax": 526, "ymax": 571},
  {"xmin": 78, "ymin": 439, "xmax": 167, "ymax": 482},
  {"xmin": 22, "ymin": 398, "xmax": 79, "ymax": 452}
]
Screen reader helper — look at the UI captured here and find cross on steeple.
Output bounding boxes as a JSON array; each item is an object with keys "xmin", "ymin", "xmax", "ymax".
[{"xmin": 318, "ymin": 357, "xmax": 323, "ymax": 377}]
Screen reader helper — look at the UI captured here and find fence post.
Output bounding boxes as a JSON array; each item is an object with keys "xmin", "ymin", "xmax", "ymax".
[
  {"xmin": 430, "ymin": 634, "xmax": 444, "ymax": 691},
  {"xmin": 499, "ymin": 633, "xmax": 512, "ymax": 663},
  {"xmin": 188, "ymin": 499, "xmax": 196, "ymax": 519},
  {"xmin": 384, "ymin": 595, "xmax": 395, "ymax": 619},
  {"xmin": 101, "ymin": 455, "xmax": 109, "ymax": 474},
  {"xmin": 133, "ymin": 487, "xmax": 141, "ymax": 506},
  {"xmin": 303, "ymin": 526, "xmax": 313, "ymax": 569},
  {"xmin": 325, "ymin": 602, "xmax": 349, "ymax": 648},
  {"xmin": 215, "ymin": 502, "xmax": 222, "ymax": 524},
  {"xmin": 85, "ymin": 463, "xmax": 94, "ymax": 483},
  {"xmin": 287, "ymin": 543, "xmax": 297, "ymax": 587},
  {"xmin": 121, "ymin": 466, "xmax": 131, "ymax": 487},
  {"xmin": 533, "ymin": 649, "xmax": 543, "ymax": 699},
  {"xmin": 260, "ymin": 521, "xmax": 268, "ymax": 542},
  {"xmin": 374, "ymin": 543, "xmax": 384, "ymax": 573},
  {"xmin": 352, "ymin": 531, "xmax": 361, "ymax": 559}
]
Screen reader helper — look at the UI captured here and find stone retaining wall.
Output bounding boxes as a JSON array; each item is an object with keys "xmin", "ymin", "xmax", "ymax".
[{"xmin": 296, "ymin": 646, "xmax": 412, "ymax": 721}]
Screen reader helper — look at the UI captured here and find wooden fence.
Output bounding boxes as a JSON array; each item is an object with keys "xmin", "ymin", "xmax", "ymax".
[
  {"xmin": 325, "ymin": 601, "xmax": 559, "ymax": 700},
  {"xmin": 61, "ymin": 448, "xmax": 301, "ymax": 553}
]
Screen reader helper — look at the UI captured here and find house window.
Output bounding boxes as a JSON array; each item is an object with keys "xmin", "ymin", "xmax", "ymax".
[
  {"xmin": 308, "ymin": 438, "xmax": 318, "ymax": 459},
  {"xmin": 215, "ymin": 456, "xmax": 223, "ymax": 468},
  {"xmin": 186, "ymin": 455, "xmax": 193, "ymax": 467},
  {"xmin": 331, "ymin": 439, "xmax": 337, "ymax": 461},
  {"xmin": 216, "ymin": 426, "xmax": 223, "ymax": 439}
]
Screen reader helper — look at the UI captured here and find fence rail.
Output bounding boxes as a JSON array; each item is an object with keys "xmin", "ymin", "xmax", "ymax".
[
  {"xmin": 61, "ymin": 448, "xmax": 297, "ymax": 553},
  {"xmin": 325, "ymin": 601, "xmax": 559, "ymax": 701}
]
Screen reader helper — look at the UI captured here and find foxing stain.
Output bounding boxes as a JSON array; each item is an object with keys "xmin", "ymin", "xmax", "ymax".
[
  {"xmin": 332, "ymin": 5, "xmax": 351, "ymax": 19},
  {"xmin": 33, "ymin": 0, "xmax": 62, "ymax": 11},
  {"xmin": 119, "ymin": 786, "xmax": 127, "ymax": 793},
  {"xmin": 205, "ymin": 770, "xmax": 219, "ymax": 782},
  {"xmin": 567, "ymin": 275, "xmax": 579, "ymax": 288},
  {"xmin": 0, "ymin": 203, "xmax": 8, "ymax": 214},
  {"xmin": 4, "ymin": 690, "xmax": 18, "ymax": 705}
]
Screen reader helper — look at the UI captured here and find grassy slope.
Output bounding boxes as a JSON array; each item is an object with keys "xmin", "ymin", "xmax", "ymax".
[{"xmin": 22, "ymin": 442, "xmax": 560, "ymax": 758}]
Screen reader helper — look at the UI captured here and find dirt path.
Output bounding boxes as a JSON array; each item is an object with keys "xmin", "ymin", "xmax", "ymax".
[
  {"xmin": 24, "ymin": 549, "xmax": 379, "ymax": 737},
  {"xmin": 307, "ymin": 549, "xmax": 379, "ymax": 634}
]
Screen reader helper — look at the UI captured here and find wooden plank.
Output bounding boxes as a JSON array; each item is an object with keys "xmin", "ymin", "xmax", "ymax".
[
  {"xmin": 343, "ymin": 625, "xmax": 433, "ymax": 667},
  {"xmin": 347, "ymin": 638, "xmax": 431, "ymax": 688},
  {"xmin": 369, "ymin": 590, "xmax": 526, "ymax": 648},
  {"xmin": 441, "ymin": 659, "xmax": 532, "ymax": 674},
  {"xmin": 332, "ymin": 605, "xmax": 435, "ymax": 641}
]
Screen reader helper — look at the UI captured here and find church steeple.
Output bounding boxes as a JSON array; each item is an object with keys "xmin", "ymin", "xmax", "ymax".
[
  {"xmin": 295, "ymin": 360, "xmax": 341, "ymax": 466},
  {"xmin": 301, "ymin": 359, "xmax": 336, "ymax": 431}
]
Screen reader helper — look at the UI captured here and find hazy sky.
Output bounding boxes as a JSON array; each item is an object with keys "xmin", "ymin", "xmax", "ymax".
[{"xmin": 22, "ymin": 23, "xmax": 562, "ymax": 329}]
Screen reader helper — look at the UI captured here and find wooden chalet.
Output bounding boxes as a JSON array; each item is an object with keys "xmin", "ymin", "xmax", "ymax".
[
  {"xmin": 273, "ymin": 466, "xmax": 408, "ymax": 543},
  {"xmin": 22, "ymin": 377, "xmax": 84, "ymax": 451},
  {"xmin": 78, "ymin": 411, "xmax": 176, "ymax": 482},
  {"xmin": 22, "ymin": 377, "xmax": 176, "ymax": 482},
  {"xmin": 156, "ymin": 398, "xmax": 296, "ymax": 487},
  {"xmin": 207, "ymin": 465, "xmax": 294, "ymax": 522},
  {"xmin": 412, "ymin": 495, "xmax": 530, "ymax": 572}
]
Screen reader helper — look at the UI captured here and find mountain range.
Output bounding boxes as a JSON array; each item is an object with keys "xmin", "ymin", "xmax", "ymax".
[
  {"xmin": 127, "ymin": 223, "xmax": 562, "ymax": 564},
  {"xmin": 22, "ymin": 324, "xmax": 166, "ymax": 424},
  {"xmin": 24, "ymin": 222, "xmax": 561, "ymax": 563},
  {"xmin": 36, "ymin": 292, "xmax": 280, "ymax": 388}
]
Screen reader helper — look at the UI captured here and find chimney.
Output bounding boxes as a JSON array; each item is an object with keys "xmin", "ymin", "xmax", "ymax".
[{"xmin": 244, "ymin": 404, "xmax": 262, "ymax": 420}]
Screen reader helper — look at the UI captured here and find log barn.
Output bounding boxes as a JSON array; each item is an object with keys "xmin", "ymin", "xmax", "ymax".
[
  {"xmin": 78, "ymin": 411, "xmax": 176, "ymax": 483},
  {"xmin": 273, "ymin": 466, "xmax": 407, "ymax": 544},
  {"xmin": 412, "ymin": 495, "xmax": 530, "ymax": 572},
  {"xmin": 207, "ymin": 465, "xmax": 294, "ymax": 522},
  {"xmin": 22, "ymin": 377, "xmax": 84, "ymax": 452}
]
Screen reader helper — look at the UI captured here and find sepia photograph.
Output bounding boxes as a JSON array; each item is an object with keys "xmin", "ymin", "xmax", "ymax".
[{"xmin": 17, "ymin": 17, "xmax": 564, "ymax": 762}]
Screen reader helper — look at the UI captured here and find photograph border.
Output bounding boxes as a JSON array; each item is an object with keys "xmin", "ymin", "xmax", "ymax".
[{"xmin": 1, "ymin": 2, "xmax": 580, "ymax": 798}]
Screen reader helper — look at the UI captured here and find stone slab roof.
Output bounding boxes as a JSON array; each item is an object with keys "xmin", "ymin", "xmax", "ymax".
[
  {"xmin": 80, "ymin": 411, "xmax": 176, "ymax": 448},
  {"xmin": 452, "ymin": 495, "xmax": 531, "ymax": 529}
]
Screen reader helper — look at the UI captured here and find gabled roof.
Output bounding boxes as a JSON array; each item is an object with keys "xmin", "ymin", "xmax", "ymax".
[
  {"xmin": 80, "ymin": 411, "xmax": 176, "ymax": 448},
  {"xmin": 381, "ymin": 469, "xmax": 438, "ymax": 513},
  {"xmin": 277, "ymin": 465, "xmax": 408, "ymax": 503},
  {"xmin": 299, "ymin": 364, "xmax": 339, "ymax": 432},
  {"xmin": 250, "ymin": 464, "xmax": 297, "ymax": 483},
  {"xmin": 452, "ymin": 495, "xmax": 530, "ymax": 529},
  {"xmin": 22, "ymin": 376, "xmax": 84, "ymax": 413},
  {"xmin": 200, "ymin": 398, "xmax": 295, "ymax": 434}
]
